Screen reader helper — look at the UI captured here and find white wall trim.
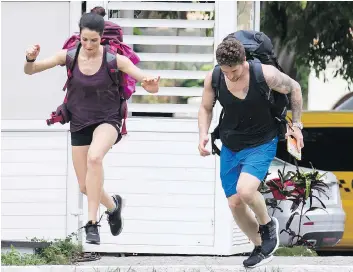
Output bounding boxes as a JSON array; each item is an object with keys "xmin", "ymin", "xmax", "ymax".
[
  {"xmin": 253, "ymin": 1, "xmax": 261, "ymax": 31},
  {"xmin": 69, "ymin": 1, "xmax": 82, "ymax": 34},
  {"xmin": 85, "ymin": 1, "xmax": 104, "ymax": 14},
  {"xmin": 212, "ymin": 0, "xmax": 249, "ymax": 255},
  {"xmin": 66, "ymin": 131, "xmax": 81, "ymax": 239}
]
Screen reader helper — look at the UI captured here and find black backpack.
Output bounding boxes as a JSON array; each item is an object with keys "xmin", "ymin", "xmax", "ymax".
[{"xmin": 210, "ymin": 30, "xmax": 289, "ymax": 156}]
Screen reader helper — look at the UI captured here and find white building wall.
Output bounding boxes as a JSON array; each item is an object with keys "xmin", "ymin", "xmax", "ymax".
[
  {"xmin": 1, "ymin": 131, "xmax": 69, "ymax": 240},
  {"xmin": 1, "ymin": 1, "xmax": 72, "ymax": 120},
  {"xmin": 1, "ymin": 1, "xmax": 79, "ymax": 242},
  {"xmin": 308, "ymin": 61, "xmax": 350, "ymax": 110}
]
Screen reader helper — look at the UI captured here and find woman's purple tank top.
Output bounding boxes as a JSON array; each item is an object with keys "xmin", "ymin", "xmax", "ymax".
[{"xmin": 66, "ymin": 46, "xmax": 122, "ymax": 132}]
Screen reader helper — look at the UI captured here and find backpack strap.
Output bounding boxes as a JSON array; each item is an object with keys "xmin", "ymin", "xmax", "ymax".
[
  {"xmin": 210, "ymin": 65, "xmax": 223, "ymax": 156},
  {"xmin": 104, "ymin": 44, "xmax": 120, "ymax": 86},
  {"xmin": 211, "ymin": 65, "xmax": 222, "ymax": 107},
  {"xmin": 210, "ymin": 107, "xmax": 224, "ymax": 156},
  {"xmin": 62, "ymin": 42, "xmax": 81, "ymax": 93},
  {"xmin": 104, "ymin": 44, "xmax": 128, "ymax": 135},
  {"xmin": 250, "ymin": 59, "xmax": 288, "ymax": 139},
  {"xmin": 249, "ymin": 59, "xmax": 272, "ymax": 101}
]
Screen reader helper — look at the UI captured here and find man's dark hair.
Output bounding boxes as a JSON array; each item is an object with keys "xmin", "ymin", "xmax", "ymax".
[
  {"xmin": 91, "ymin": 6, "xmax": 106, "ymax": 17},
  {"xmin": 79, "ymin": 12, "xmax": 105, "ymax": 36},
  {"xmin": 216, "ymin": 38, "xmax": 246, "ymax": 66}
]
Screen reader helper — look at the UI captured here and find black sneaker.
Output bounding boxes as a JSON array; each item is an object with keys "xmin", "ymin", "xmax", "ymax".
[
  {"xmin": 243, "ymin": 246, "xmax": 274, "ymax": 268},
  {"xmin": 259, "ymin": 217, "xmax": 280, "ymax": 256},
  {"xmin": 84, "ymin": 220, "xmax": 100, "ymax": 244},
  {"xmin": 106, "ymin": 195, "xmax": 124, "ymax": 236}
]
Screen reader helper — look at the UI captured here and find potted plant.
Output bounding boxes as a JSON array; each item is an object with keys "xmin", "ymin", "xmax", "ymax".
[{"xmin": 260, "ymin": 162, "xmax": 330, "ymax": 247}]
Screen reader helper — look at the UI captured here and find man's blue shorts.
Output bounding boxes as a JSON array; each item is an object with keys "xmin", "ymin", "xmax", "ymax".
[{"xmin": 220, "ymin": 137, "xmax": 278, "ymax": 198}]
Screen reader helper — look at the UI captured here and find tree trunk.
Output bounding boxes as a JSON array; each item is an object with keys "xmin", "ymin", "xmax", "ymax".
[{"xmin": 273, "ymin": 38, "xmax": 297, "ymax": 78}]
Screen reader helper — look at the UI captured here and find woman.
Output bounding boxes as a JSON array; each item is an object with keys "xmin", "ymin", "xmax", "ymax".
[
  {"xmin": 90, "ymin": 6, "xmax": 124, "ymax": 42},
  {"xmin": 24, "ymin": 12, "xmax": 160, "ymax": 244}
]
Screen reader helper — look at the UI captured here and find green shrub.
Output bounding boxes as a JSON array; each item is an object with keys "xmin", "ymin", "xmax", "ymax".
[
  {"xmin": 1, "ymin": 233, "xmax": 82, "ymax": 266},
  {"xmin": 1, "ymin": 246, "xmax": 46, "ymax": 266}
]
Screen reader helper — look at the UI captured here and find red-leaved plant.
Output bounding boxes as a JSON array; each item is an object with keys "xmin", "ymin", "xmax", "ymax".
[{"xmin": 260, "ymin": 162, "xmax": 329, "ymax": 247}]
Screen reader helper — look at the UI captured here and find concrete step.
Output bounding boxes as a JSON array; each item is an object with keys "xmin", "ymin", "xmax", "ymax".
[
  {"xmin": 2, "ymin": 264, "xmax": 353, "ymax": 272},
  {"xmin": 2, "ymin": 256, "xmax": 353, "ymax": 272}
]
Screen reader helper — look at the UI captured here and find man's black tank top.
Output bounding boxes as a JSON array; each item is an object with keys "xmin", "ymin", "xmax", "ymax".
[{"xmin": 218, "ymin": 62, "xmax": 278, "ymax": 152}]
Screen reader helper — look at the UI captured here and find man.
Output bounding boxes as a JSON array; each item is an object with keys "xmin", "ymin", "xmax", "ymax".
[{"xmin": 198, "ymin": 37, "xmax": 304, "ymax": 268}]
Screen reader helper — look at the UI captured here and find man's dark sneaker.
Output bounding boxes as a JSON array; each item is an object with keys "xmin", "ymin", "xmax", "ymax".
[
  {"xmin": 243, "ymin": 246, "xmax": 274, "ymax": 268},
  {"xmin": 106, "ymin": 195, "xmax": 124, "ymax": 236},
  {"xmin": 84, "ymin": 220, "xmax": 100, "ymax": 244},
  {"xmin": 259, "ymin": 217, "xmax": 280, "ymax": 256}
]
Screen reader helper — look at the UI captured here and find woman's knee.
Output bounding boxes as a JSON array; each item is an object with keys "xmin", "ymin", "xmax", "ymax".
[{"xmin": 87, "ymin": 152, "xmax": 104, "ymax": 167}]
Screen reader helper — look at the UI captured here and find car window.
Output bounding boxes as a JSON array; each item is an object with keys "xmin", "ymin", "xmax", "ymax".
[
  {"xmin": 270, "ymin": 158, "xmax": 284, "ymax": 167},
  {"xmin": 335, "ymin": 96, "xmax": 353, "ymax": 110},
  {"xmin": 276, "ymin": 127, "xmax": 352, "ymax": 171}
]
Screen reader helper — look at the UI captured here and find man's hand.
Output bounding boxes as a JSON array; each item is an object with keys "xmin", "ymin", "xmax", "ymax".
[
  {"xmin": 286, "ymin": 126, "xmax": 304, "ymax": 151},
  {"xmin": 198, "ymin": 134, "xmax": 211, "ymax": 156}
]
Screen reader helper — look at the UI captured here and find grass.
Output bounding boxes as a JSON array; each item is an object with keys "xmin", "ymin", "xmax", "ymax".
[{"xmin": 274, "ymin": 246, "xmax": 318, "ymax": 257}]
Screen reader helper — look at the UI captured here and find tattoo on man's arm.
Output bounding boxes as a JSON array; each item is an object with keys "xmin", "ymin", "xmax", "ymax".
[
  {"xmin": 266, "ymin": 67, "xmax": 303, "ymax": 122},
  {"xmin": 266, "ymin": 69, "xmax": 298, "ymax": 94},
  {"xmin": 290, "ymin": 89, "xmax": 303, "ymax": 123}
]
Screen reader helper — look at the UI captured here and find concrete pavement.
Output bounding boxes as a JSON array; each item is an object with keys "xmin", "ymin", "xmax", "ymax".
[{"xmin": 2, "ymin": 256, "xmax": 353, "ymax": 272}]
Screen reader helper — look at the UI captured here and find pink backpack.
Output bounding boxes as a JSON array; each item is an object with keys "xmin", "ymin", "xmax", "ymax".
[{"xmin": 46, "ymin": 24, "xmax": 140, "ymax": 135}]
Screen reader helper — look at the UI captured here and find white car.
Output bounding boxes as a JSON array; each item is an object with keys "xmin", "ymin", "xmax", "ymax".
[{"xmin": 264, "ymin": 157, "xmax": 346, "ymax": 249}]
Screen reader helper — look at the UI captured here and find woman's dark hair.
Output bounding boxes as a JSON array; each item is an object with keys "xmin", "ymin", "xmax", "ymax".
[
  {"xmin": 216, "ymin": 38, "xmax": 246, "ymax": 66},
  {"xmin": 79, "ymin": 12, "xmax": 105, "ymax": 36},
  {"xmin": 91, "ymin": 6, "xmax": 106, "ymax": 17}
]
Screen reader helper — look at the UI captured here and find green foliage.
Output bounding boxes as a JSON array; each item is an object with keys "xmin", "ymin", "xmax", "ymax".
[
  {"xmin": 261, "ymin": 1, "xmax": 353, "ymax": 87},
  {"xmin": 133, "ymin": 27, "xmax": 142, "ymax": 36},
  {"xmin": 1, "ymin": 246, "xmax": 47, "ymax": 266},
  {"xmin": 2, "ymin": 233, "xmax": 82, "ymax": 266}
]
